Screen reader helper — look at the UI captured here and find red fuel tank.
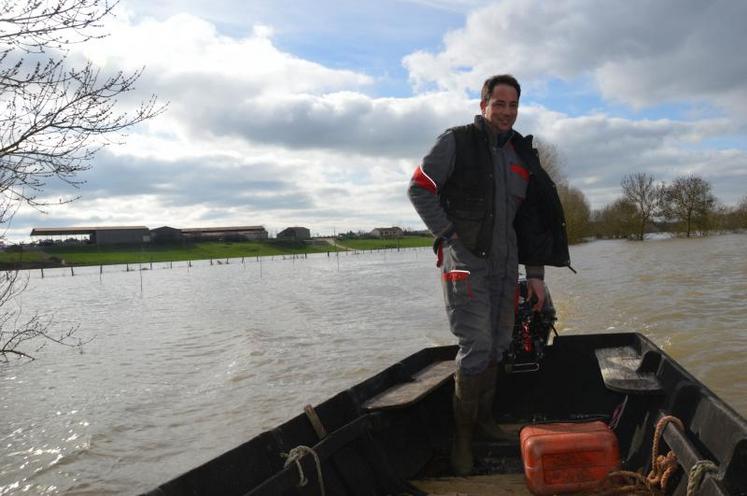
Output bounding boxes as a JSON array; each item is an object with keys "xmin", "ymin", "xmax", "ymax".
[{"xmin": 520, "ymin": 421, "xmax": 620, "ymax": 495}]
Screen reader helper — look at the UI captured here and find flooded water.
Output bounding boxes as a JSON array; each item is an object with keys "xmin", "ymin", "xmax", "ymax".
[{"xmin": 1, "ymin": 233, "xmax": 746, "ymax": 495}]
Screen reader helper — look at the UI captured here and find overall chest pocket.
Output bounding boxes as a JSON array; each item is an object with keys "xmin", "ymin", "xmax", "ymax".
[{"xmin": 446, "ymin": 197, "xmax": 487, "ymax": 249}]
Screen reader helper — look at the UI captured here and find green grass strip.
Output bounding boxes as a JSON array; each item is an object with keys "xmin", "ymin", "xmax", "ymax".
[
  {"xmin": 0, "ymin": 237, "xmax": 433, "ymax": 268},
  {"xmin": 336, "ymin": 236, "xmax": 432, "ymax": 251}
]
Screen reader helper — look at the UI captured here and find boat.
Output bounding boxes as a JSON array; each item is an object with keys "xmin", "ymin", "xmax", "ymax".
[{"xmin": 141, "ymin": 283, "xmax": 747, "ymax": 496}]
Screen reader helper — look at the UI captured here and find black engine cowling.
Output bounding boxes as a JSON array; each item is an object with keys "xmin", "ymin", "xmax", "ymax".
[{"xmin": 503, "ymin": 277, "xmax": 557, "ymax": 373}]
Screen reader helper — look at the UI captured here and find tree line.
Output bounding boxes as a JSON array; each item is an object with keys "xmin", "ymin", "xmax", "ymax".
[
  {"xmin": 536, "ymin": 141, "xmax": 747, "ymax": 244},
  {"xmin": 589, "ymin": 173, "xmax": 747, "ymax": 241}
]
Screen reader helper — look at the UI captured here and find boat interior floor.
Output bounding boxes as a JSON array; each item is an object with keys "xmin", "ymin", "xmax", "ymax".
[
  {"xmin": 410, "ymin": 424, "xmax": 530, "ymax": 496},
  {"xmin": 410, "ymin": 473, "xmax": 531, "ymax": 496}
]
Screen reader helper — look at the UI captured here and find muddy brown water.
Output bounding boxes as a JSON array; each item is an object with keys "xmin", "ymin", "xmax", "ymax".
[{"xmin": 1, "ymin": 233, "xmax": 745, "ymax": 494}]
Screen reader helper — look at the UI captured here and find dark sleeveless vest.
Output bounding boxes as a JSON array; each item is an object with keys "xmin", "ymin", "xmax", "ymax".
[{"xmin": 440, "ymin": 124, "xmax": 571, "ymax": 268}]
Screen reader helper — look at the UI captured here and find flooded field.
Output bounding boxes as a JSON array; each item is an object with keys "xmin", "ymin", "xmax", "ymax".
[{"xmin": 1, "ymin": 233, "xmax": 745, "ymax": 495}]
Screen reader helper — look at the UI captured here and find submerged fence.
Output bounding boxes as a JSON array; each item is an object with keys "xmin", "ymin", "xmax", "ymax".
[{"xmin": 29, "ymin": 246, "xmax": 433, "ymax": 281}]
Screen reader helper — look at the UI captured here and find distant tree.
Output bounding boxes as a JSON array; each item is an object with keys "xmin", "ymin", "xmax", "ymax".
[
  {"xmin": 0, "ymin": 0, "xmax": 164, "ymax": 360},
  {"xmin": 714, "ymin": 196, "xmax": 747, "ymax": 231},
  {"xmin": 707, "ymin": 202, "xmax": 740, "ymax": 233},
  {"xmin": 734, "ymin": 196, "xmax": 747, "ymax": 229},
  {"xmin": 557, "ymin": 183, "xmax": 591, "ymax": 244},
  {"xmin": 534, "ymin": 137, "xmax": 564, "ymax": 184},
  {"xmin": 621, "ymin": 172, "xmax": 661, "ymax": 241},
  {"xmin": 659, "ymin": 175, "xmax": 717, "ymax": 237},
  {"xmin": 591, "ymin": 198, "xmax": 638, "ymax": 239},
  {"xmin": 533, "ymin": 138, "xmax": 592, "ymax": 244}
]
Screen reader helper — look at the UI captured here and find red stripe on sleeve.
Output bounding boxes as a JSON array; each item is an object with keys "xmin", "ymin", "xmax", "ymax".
[{"xmin": 411, "ymin": 166, "xmax": 438, "ymax": 194}]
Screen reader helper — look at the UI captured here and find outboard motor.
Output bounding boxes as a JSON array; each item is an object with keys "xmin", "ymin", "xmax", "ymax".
[{"xmin": 503, "ymin": 277, "xmax": 557, "ymax": 373}]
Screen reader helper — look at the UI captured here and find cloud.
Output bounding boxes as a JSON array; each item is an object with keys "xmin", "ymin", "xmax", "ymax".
[
  {"xmin": 7, "ymin": 3, "xmax": 746, "ymax": 242},
  {"xmin": 84, "ymin": 13, "xmax": 373, "ymax": 95},
  {"xmin": 38, "ymin": 151, "xmax": 315, "ymax": 211},
  {"xmin": 402, "ymin": 0, "xmax": 491, "ymax": 12},
  {"xmin": 79, "ymin": 13, "xmax": 475, "ymax": 157},
  {"xmin": 14, "ymin": 141, "xmax": 424, "ymax": 238},
  {"xmin": 192, "ymin": 91, "xmax": 476, "ymax": 157},
  {"xmin": 517, "ymin": 108, "xmax": 747, "ymax": 208},
  {"xmin": 402, "ymin": 0, "xmax": 747, "ymax": 116}
]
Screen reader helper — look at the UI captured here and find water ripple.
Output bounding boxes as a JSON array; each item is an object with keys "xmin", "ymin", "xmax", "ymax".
[{"xmin": 0, "ymin": 238, "xmax": 745, "ymax": 494}]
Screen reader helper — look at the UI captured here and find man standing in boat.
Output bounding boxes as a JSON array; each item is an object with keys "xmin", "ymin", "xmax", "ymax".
[{"xmin": 407, "ymin": 74, "xmax": 571, "ymax": 475}]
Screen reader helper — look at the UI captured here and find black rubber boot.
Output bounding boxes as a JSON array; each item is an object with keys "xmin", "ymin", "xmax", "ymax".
[
  {"xmin": 476, "ymin": 364, "xmax": 512, "ymax": 441},
  {"xmin": 451, "ymin": 368, "xmax": 481, "ymax": 476}
]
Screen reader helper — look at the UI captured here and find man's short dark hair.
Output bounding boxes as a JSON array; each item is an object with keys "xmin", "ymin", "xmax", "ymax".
[{"xmin": 481, "ymin": 74, "xmax": 521, "ymax": 102}]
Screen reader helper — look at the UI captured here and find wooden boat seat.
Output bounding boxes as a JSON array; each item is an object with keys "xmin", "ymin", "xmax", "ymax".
[
  {"xmin": 363, "ymin": 360, "xmax": 455, "ymax": 411},
  {"xmin": 410, "ymin": 473, "xmax": 532, "ymax": 495},
  {"xmin": 595, "ymin": 346, "xmax": 663, "ymax": 394}
]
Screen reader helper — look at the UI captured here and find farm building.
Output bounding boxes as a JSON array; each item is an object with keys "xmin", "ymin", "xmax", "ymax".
[
  {"xmin": 277, "ymin": 227, "xmax": 311, "ymax": 240},
  {"xmin": 30, "ymin": 226, "xmax": 150, "ymax": 245},
  {"xmin": 180, "ymin": 225, "xmax": 268, "ymax": 241},
  {"xmin": 150, "ymin": 226, "xmax": 184, "ymax": 243},
  {"xmin": 369, "ymin": 227, "xmax": 403, "ymax": 238}
]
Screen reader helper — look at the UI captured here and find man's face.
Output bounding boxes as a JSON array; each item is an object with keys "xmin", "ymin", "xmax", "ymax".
[{"xmin": 480, "ymin": 84, "xmax": 519, "ymax": 133}]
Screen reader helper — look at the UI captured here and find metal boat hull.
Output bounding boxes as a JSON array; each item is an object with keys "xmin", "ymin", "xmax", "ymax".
[{"xmin": 142, "ymin": 332, "xmax": 747, "ymax": 496}]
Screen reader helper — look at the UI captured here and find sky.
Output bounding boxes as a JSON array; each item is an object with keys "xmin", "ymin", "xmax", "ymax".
[{"xmin": 7, "ymin": 0, "xmax": 747, "ymax": 241}]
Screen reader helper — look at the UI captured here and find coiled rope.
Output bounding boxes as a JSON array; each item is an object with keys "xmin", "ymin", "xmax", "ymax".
[
  {"xmin": 646, "ymin": 415, "xmax": 684, "ymax": 491},
  {"xmin": 597, "ymin": 415, "xmax": 717, "ymax": 496},
  {"xmin": 599, "ymin": 415, "xmax": 684, "ymax": 495},
  {"xmin": 281, "ymin": 445, "xmax": 326, "ymax": 496},
  {"xmin": 686, "ymin": 460, "xmax": 718, "ymax": 496},
  {"xmin": 598, "ymin": 470, "xmax": 651, "ymax": 496}
]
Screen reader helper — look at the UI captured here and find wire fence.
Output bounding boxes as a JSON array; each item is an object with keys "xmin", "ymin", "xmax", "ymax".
[{"xmin": 25, "ymin": 246, "xmax": 434, "ymax": 280}]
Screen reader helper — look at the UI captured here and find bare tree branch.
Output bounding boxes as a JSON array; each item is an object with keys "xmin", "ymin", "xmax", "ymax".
[
  {"xmin": 533, "ymin": 137, "xmax": 565, "ymax": 184},
  {"xmin": 0, "ymin": 0, "xmax": 163, "ymax": 359},
  {"xmin": 659, "ymin": 175, "xmax": 717, "ymax": 237},
  {"xmin": 621, "ymin": 172, "xmax": 661, "ymax": 241},
  {"xmin": 0, "ymin": 0, "xmax": 119, "ymax": 52},
  {"xmin": 0, "ymin": 269, "xmax": 91, "ymax": 360}
]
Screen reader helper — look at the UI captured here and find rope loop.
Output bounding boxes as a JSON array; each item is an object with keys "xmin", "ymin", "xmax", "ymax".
[
  {"xmin": 596, "ymin": 470, "xmax": 651, "ymax": 496},
  {"xmin": 597, "ymin": 415, "xmax": 686, "ymax": 496},
  {"xmin": 597, "ymin": 415, "xmax": 721, "ymax": 496},
  {"xmin": 686, "ymin": 460, "xmax": 718, "ymax": 496},
  {"xmin": 646, "ymin": 415, "xmax": 684, "ymax": 493},
  {"xmin": 281, "ymin": 445, "xmax": 326, "ymax": 496}
]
